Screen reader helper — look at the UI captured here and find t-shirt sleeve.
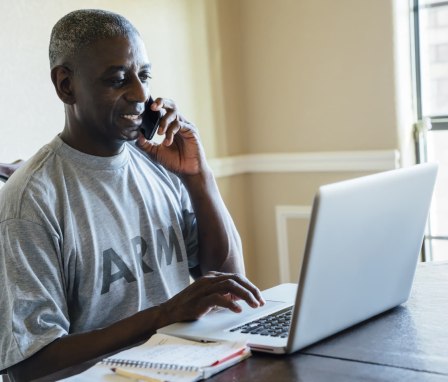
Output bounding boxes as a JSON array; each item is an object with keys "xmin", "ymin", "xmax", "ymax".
[{"xmin": 0, "ymin": 219, "xmax": 69, "ymax": 370}]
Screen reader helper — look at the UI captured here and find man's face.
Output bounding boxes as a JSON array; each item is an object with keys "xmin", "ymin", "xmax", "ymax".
[{"xmin": 70, "ymin": 34, "xmax": 151, "ymax": 150}]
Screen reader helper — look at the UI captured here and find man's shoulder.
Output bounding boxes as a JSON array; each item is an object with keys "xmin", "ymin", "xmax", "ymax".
[{"xmin": 0, "ymin": 142, "xmax": 59, "ymax": 221}]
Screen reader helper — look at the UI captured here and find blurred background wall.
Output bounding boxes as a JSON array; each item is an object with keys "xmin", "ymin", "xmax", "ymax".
[{"xmin": 0, "ymin": 0, "xmax": 412, "ymax": 289}]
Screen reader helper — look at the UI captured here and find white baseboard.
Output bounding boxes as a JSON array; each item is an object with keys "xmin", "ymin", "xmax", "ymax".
[{"xmin": 209, "ymin": 150, "xmax": 399, "ymax": 178}]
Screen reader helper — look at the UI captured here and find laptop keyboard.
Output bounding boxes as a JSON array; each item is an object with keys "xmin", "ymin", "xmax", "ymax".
[{"xmin": 229, "ymin": 306, "xmax": 293, "ymax": 338}]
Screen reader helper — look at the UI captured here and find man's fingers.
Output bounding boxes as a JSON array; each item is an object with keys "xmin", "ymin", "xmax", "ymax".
[
  {"xmin": 164, "ymin": 272, "xmax": 265, "ymax": 321},
  {"xmin": 148, "ymin": 97, "xmax": 195, "ymax": 147},
  {"xmin": 136, "ymin": 133, "xmax": 162, "ymax": 162},
  {"xmin": 162, "ymin": 118, "xmax": 182, "ymax": 146},
  {"xmin": 216, "ymin": 279, "xmax": 261, "ymax": 308},
  {"xmin": 228, "ymin": 273, "xmax": 265, "ymax": 306},
  {"xmin": 204, "ymin": 273, "xmax": 265, "ymax": 306},
  {"xmin": 152, "ymin": 97, "xmax": 177, "ymax": 112},
  {"xmin": 200, "ymin": 274, "xmax": 265, "ymax": 309},
  {"xmin": 204, "ymin": 293, "xmax": 243, "ymax": 313}
]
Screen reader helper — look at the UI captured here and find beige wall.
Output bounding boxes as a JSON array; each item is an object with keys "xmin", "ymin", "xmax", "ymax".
[
  {"xmin": 216, "ymin": 0, "xmax": 410, "ymax": 288},
  {"xmin": 240, "ymin": 0, "xmax": 398, "ymax": 154},
  {"xmin": 0, "ymin": 0, "xmax": 412, "ymax": 289}
]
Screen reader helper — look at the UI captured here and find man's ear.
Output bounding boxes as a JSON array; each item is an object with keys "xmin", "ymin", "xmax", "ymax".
[{"xmin": 51, "ymin": 65, "xmax": 75, "ymax": 105}]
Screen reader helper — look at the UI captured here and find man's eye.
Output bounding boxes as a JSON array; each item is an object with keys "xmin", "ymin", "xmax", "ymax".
[
  {"xmin": 109, "ymin": 77, "xmax": 126, "ymax": 86},
  {"xmin": 139, "ymin": 73, "xmax": 152, "ymax": 83}
]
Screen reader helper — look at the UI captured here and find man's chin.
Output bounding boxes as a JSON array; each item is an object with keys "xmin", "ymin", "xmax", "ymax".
[{"xmin": 120, "ymin": 128, "xmax": 141, "ymax": 142}]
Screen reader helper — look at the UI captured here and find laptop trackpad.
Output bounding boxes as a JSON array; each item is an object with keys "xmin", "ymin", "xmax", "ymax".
[
  {"xmin": 208, "ymin": 299, "xmax": 289, "ymax": 331},
  {"xmin": 212, "ymin": 299, "xmax": 285, "ymax": 317}
]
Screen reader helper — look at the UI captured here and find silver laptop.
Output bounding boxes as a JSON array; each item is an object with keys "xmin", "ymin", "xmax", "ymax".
[{"xmin": 158, "ymin": 163, "xmax": 438, "ymax": 354}]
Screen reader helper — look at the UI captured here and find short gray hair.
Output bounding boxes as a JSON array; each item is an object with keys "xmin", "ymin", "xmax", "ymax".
[{"xmin": 49, "ymin": 9, "xmax": 140, "ymax": 68}]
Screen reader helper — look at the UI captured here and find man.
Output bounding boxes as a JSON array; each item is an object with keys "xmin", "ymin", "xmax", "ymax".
[{"xmin": 0, "ymin": 9, "xmax": 264, "ymax": 380}]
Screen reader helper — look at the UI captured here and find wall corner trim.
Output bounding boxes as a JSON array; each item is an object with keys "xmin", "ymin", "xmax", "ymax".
[{"xmin": 275, "ymin": 205, "xmax": 312, "ymax": 284}]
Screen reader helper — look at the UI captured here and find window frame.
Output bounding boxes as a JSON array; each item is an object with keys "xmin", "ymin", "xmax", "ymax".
[{"xmin": 412, "ymin": 0, "xmax": 448, "ymax": 260}]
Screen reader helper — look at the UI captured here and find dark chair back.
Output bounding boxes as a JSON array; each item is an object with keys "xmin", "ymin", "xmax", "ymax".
[{"xmin": 0, "ymin": 160, "xmax": 25, "ymax": 182}]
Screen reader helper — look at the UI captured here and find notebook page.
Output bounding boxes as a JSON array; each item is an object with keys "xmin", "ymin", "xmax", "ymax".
[
  {"xmin": 107, "ymin": 333, "xmax": 248, "ymax": 368},
  {"xmin": 59, "ymin": 362, "xmax": 202, "ymax": 382}
]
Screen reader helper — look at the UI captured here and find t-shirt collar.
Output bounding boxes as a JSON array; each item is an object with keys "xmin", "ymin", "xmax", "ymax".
[{"xmin": 49, "ymin": 135, "xmax": 130, "ymax": 170}]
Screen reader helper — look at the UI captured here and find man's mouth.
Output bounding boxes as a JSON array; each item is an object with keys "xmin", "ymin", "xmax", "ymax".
[{"xmin": 121, "ymin": 113, "xmax": 142, "ymax": 121}]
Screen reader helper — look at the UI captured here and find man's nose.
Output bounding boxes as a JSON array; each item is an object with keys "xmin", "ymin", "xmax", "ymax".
[{"xmin": 126, "ymin": 75, "xmax": 149, "ymax": 103}]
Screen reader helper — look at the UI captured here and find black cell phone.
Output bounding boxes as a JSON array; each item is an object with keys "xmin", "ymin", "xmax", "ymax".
[{"xmin": 140, "ymin": 97, "xmax": 162, "ymax": 140}]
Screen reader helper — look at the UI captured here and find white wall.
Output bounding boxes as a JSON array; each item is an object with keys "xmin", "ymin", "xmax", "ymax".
[{"xmin": 0, "ymin": 0, "xmax": 222, "ymax": 162}]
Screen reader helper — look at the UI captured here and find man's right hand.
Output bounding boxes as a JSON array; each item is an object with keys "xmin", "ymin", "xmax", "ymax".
[{"xmin": 160, "ymin": 272, "xmax": 266, "ymax": 323}]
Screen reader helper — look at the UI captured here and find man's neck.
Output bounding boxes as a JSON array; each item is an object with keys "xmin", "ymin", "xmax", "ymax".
[{"xmin": 60, "ymin": 128, "xmax": 124, "ymax": 157}]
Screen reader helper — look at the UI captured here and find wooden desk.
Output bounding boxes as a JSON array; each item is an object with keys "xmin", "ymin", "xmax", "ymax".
[
  {"xmin": 31, "ymin": 262, "xmax": 448, "ymax": 381},
  {"xmin": 210, "ymin": 262, "xmax": 448, "ymax": 382}
]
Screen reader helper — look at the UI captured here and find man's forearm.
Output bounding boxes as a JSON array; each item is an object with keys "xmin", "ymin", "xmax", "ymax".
[
  {"xmin": 8, "ymin": 304, "xmax": 170, "ymax": 381},
  {"xmin": 181, "ymin": 168, "xmax": 245, "ymax": 275}
]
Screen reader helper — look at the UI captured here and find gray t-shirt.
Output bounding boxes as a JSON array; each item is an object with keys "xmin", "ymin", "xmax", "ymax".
[{"xmin": 0, "ymin": 136, "xmax": 198, "ymax": 369}]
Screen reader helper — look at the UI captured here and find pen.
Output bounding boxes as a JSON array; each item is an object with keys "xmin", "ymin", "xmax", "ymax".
[
  {"xmin": 111, "ymin": 367, "xmax": 166, "ymax": 382},
  {"xmin": 211, "ymin": 347, "xmax": 247, "ymax": 366}
]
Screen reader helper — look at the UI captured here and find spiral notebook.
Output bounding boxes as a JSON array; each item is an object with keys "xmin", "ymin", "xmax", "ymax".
[{"xmin": 61, "ymin": 333, "xmax": 250, "ymax": 382}]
